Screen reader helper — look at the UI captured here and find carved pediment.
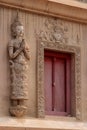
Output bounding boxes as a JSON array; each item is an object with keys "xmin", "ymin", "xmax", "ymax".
[{"xmin": 39, "ymin": 18, "xmax": 68, "ymax": 44}]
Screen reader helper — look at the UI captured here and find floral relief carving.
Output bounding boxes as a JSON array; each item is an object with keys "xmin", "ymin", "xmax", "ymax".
[
  {"xmin": 38, "ymin": 18, "xmax": 68, "ymax": 44},
  {"xmin": 8, "ymin": 14, "xmax": 30, "ymax": 117},
  {"xmin": 37, "ymin": 39, "xmax": 81, "ymax": 120}
]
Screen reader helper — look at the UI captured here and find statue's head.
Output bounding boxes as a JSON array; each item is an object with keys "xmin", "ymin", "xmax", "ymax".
[{"xmin": 11, "ymin": 15, "xmax": 24, "ymax": 38}]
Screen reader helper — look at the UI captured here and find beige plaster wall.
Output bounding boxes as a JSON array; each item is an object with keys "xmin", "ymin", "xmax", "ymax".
[
  {"xmin": 0, "ymin": 6, "xmax": 86, "ymax": 122},
  {"xmin": 76, "ymin": 0, "xmax": 87, "ymax": 2}
]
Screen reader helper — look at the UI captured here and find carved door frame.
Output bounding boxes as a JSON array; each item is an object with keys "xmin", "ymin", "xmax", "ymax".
[{"xmin": 37, "ymin": 39, "xmax": 81, "ymax": 120}]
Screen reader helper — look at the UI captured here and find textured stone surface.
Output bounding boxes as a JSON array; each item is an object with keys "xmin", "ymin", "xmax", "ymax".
[{"xmin": 8, "ymin": 14, "xmax": 30, "ymax": 117}]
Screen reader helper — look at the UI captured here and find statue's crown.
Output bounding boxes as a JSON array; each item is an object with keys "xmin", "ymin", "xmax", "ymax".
[{"xmin": 11, "ymin": 12, "xmax": 23, "ymax": 37}]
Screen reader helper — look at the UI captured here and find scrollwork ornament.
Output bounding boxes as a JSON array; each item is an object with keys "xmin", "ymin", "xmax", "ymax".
[{"xmin": 38, "ymin": 18, "xmax": 68, "ymax": 44}]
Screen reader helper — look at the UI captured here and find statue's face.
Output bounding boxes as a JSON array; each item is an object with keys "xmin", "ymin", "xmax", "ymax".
[{"xmin": 16, "ymin": 25, "xmax": 24, "ymax": 37}]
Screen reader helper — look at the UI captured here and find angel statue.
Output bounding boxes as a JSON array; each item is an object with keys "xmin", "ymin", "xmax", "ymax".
[{"xmin": 8, "ymin": 15, "xmax": 30, "ymax": 117}]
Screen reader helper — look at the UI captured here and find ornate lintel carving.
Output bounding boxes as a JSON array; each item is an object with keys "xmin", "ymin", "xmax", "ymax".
[
  {"xmin": 36, "ymin": 18, "xmax": 81, "ymax": 45},
  {"xmin": 8, "ymin": 14, "xmax": 30, "ymax": 117},
  {"xmin": 38, "ymin": 18, "xmax": 69, "ymax": 44}
]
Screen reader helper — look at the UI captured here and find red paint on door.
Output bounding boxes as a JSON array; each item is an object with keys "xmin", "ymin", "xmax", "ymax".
[
  {"xmin": 54, "ymin": 58, "xmax": 66, "ymax": 112},
  {"xmin": 44, "ymin": 50, "xmax": 71, "ymax": 116},
  {"xmin": 44, "ymin": 57, "xmax": 52, "ymax": 112}
]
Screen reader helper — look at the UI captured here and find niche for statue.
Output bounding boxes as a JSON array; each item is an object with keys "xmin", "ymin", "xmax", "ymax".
[{"xmin": 8, "ymin": 14, "xmax": 30, "ymax": 117}]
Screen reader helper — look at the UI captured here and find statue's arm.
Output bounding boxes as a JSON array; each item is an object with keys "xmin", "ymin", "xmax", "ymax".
[
  {"xmin": 21, "ymin": 39, "xmax": 30, "ymax": 60},
  {"xmin": 13, "ymin": 47, "xmax": 23, "ymax": 59},
  {"xmin": 8, "ymin": 42, "xmax": 23, "ymax": 59},
  {"xmin": 23, "ymin": 43, "xmax": 30, "ymax": 60}
]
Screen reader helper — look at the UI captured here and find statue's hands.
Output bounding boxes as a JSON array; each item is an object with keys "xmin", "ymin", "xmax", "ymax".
[
  {"xmin": 21, "ymin": 39, "xmax": 29, "ymax": 51},
  {"xmin": 21, "ymin": 39, "xmax": 25, "ymax": 49},
  {"xmin": 25, "ymin": 45, "xmax": 30, "ymax": 51}
]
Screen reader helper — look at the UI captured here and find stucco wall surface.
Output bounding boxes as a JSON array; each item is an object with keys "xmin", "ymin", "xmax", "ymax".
[{"xmin": 0, "ymin": 0, "xmax": 87, "ymax": 129}]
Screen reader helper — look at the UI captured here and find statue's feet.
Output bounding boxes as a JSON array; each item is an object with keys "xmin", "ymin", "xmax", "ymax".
[{"xmin": 10, "ymin": 105, "xmax": 27, "ymax": 117}]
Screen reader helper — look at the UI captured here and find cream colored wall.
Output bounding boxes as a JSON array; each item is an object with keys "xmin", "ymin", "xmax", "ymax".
[
  {"xmin": 0, "ymin": 6, "xmax": 87, "ymax": 121},
  {"xmin": 77, "ymin": 0, "xmax": 87, "ymax": 2},
  {"xmin": 80, "ymin": 24, "xmax": 87, "ymax": 120}
]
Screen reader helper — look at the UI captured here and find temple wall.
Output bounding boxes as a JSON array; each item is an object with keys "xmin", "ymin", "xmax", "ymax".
[{"xmin": 0, "ymin": 0, "xmax": 87, "ymax": 129}]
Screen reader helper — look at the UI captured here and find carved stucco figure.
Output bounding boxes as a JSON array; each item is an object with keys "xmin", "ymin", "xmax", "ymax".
[
  {"xmin": 8, "ymin": 15, "xmax": 30, "ymax": 117},
  {"xmin": 38, "ymin": 18, "xmax": 69, "ymax": 44}
]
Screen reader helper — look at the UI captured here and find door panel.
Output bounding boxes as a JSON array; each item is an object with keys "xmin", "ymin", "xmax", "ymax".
[
  {"xmin": 44, "ymin": 57, "xmax": 52, "ymax": 112},
  {"xmin": 66, "ymin": 58, "xmax": 71, "ymax": 114},
  {"xmin": 54, "ymin": 58, "xmax": 66, "ymax": 112},
  {"xmin": 44, "ymin": 51, "xmax": 71, "ymax": 115}
]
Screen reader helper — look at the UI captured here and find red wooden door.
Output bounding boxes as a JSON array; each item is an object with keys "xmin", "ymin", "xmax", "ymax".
[
  {"xmin": 54, "ymin": 58, "xmax": 66, "ymax": 112},
  {"xmin": 44, "ymin": 51, "xmax": 71, "ymax": 116},
  {"xmin": 44, "ymin": 57, "xmax": 52, "ymax": 112}
]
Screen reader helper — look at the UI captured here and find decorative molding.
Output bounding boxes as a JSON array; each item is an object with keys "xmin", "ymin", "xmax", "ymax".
[
  {"xmin": 0, "ymin": 0, "xmax": 87, "ymax": 23},
  {"xmin": 37, "ymin": 39, "xmax": 81, "ymax": 120},
  {"xmin": 37, "ymin": 18, "xmax": 81, "ymax": 46},
  {"xmin": 39, "ymin": 18, "xmax": 68, "ymax": 44}
]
